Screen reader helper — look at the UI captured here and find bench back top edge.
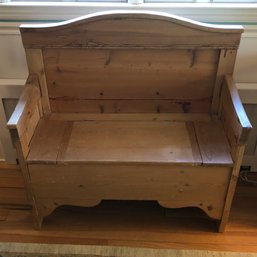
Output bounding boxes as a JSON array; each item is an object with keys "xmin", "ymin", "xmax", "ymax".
[{"xmin": 20, "ymin": 11, "xmax": 243, "ymax": 114}]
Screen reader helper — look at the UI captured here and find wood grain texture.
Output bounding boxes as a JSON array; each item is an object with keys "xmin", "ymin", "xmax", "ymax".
[
  {"xmin": 218, "ymin": 145, "xmax": 245, "ymax": 232},
  {"xmin": 49, "ymin": 113, "xmax": 212, "ymax": 122},
  {"xmin": 0, "ymin": 169, "xmax": 256, "ymax": 253},
  {"xmin": 28, "ymin": 119, "xmax": 202, "ymax": 165},
  {"xmin": 12, "ymin": 11, "xmax": 248, "ymax": 232},
  {"xmin": 20, "ymin": 11, "xmax": 243, "ymax": 49},
  {"xmin": 211, "ymin": 49, "xmax": 237, "ymax": 113},
  {"xmin": 0, "ymin": 165, "xmax": 26, "ymax": 207},
  {"xmin": 0, "ymin": 188, "xmax": 28, "ymax": 206},
  {"xmin": 7, "ymin": 75, "xmax": 42, "ymax": 158},
  {"xmin": 49, "ymin": 99, "xmax": 211, "ymax": 114},
  {"xmin": 7, "ymin": 75, "xmax": 40, "ymax": 132},
  {"xmin": 43, "ymin": 48, "xmax": 218, "ymax": 108},
  {"xmin": 28, "ymin": 164, "xmax": 231, "ymax": 220},
  {"xmin": 25, "ymin": 49, "xmax": 50, "ymax": 115},
  {"xmin": 27, "ymin": 119, "xmax": 70, "ymax": 164},
  {"xmin": 194, "ymin": 120, "xmax": 233, "ymax": 166},
  {"xmin": 27, "ymin": 117, "xmax": 234, "ymax": 167},
  {"xmin": 219, "ymin": 75, "xmax": 252, "ymax": 161},
  {"xmin": 0, "ymin": 169, "xmax": 24, "ymax": 188},
  {"xmin": 62, "ymin": 120, "xmax": 202, "ymax": 164}
]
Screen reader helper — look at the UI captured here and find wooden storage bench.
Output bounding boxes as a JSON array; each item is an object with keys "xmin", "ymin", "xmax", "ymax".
[{"xmin": 7, "ymin": 11, "xmax": 252, "ymax": 232}]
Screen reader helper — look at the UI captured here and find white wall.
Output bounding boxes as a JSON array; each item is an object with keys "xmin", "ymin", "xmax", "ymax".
[{"xmin": 1, "ymin": 3, "xmax": 257, "ymax": 163}]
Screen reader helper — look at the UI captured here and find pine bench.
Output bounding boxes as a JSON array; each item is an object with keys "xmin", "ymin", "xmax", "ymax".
[{"xmin": 7, "ymin": 11, "xmax": 252, "ymax": 231}]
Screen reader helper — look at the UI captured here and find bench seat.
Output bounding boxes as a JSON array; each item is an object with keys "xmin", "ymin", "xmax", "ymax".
[
  {"xmin": 8, "ymin": 11, "xmax": 251, "ymax": 231},
  {"xmin": 27, "ymin": 114, "xmax": 233, "ymax": 166}
]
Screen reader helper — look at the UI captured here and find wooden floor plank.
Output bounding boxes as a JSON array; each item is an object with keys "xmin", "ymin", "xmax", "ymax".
[
  {"xmin": 0, "ymin": 180, "xmax": 256, "ymax": 253},
  {"xmin": 0, "ymin": 169, "xmax": 24, "ymax": 188},
  {"xmin": 0, "ymin": 167, "xmax": 256, "ymax": 253}
]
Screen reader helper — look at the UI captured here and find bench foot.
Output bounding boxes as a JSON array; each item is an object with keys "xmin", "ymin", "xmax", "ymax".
[
  {"xmin": 32, "ymin": 202, "xmax": 57, "ymax": 230},
  {"xmin": 158, "ymin": 201, "xmax": 221, "ymax": 220}
]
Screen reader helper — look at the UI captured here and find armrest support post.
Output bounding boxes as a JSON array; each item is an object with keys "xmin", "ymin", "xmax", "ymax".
[
  {"xmin": 7, "ymin": 74, "xmax": 42, "ymax": 158},
  {"xmin": 219, "ymin": 75, "xmax": 252, "ymax": 160}
]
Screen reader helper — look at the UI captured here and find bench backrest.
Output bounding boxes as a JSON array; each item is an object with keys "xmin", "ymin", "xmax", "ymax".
[{"xmin": 20, "ymin": 11, "xmax": 243, "ymax": 115}]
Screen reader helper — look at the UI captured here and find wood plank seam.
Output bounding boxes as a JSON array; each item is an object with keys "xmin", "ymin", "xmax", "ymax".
[{"xmin": 7, "ymin": 11, "xmax": 250, "ymax": 232}]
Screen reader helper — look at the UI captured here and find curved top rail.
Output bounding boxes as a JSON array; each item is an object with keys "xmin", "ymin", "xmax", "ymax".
[
  {"xmin": 20, "ymin": 10, "xmax": 244, "ymax": 49},
  {"xmin": 20, "ymin": 10, "xmax": 243, "ymax": 33}
]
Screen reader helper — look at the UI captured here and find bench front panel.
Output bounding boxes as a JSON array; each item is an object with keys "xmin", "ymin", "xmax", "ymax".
[{"xmin": 28, "ymin": 164, "xmax": 231, "ymax": 220}]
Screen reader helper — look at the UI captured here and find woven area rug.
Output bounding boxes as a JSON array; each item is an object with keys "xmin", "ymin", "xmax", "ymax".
[{"xmin": 0, "ymin": 243, "xmax": 257, "ymax": 257}]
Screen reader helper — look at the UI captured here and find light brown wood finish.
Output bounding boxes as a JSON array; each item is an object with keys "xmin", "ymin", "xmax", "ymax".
[
  {"xmin": 219, "ymin": 75, "xmax": 252, "ymax": 161},
  {"xmin": 20, "ymin": 11, "xmax": 243, "ymax": 49},
  {"xmin": 218, "ymin": 145, "xmax": 245, "ymax": 232},
  {"xmin": 61, "ymin": 120, "xmax": 202, "ymax": 164},
  {"xmin": 50, "ymin": 99, "xmax": 211, "ymax": 113},
  {"xmin": 8, "ymin": 129, "xmax": 42, "ymax": 229},
  {"xmin": 44, "ymin": 49, "xmax": 218, "ymax": 113},
  {"xmin": 0, "ymin": 165, "xmax": 29, "ymax": 207},
  {"xmin": 27, "ymin": 117, "xmax": 234, "ymax": 166},
  {"xmin": 0, "ymin": 169, "xmax": 257, "ymax": 253},
  {"xmin": 194, "ymin": 120, "xmax": 233, "ymax": 166},
  {"xmin": 217, "ymin": 75, "xmax": 252, "ymax": 232},
  {"xmin": 25, "ymin": 49, "xmax": 51, "ymax": 115},
  {"xmin": 27, "ymin": 118, "xmax": 69, "ymax": 164},
  {"xmin": 8, "ymin": 11, "xmax": 250, "ymax": 231},
  {"xmin": 49, "ymin": 113, "xmax": 212, "ymax": 122},
  {"xmin": 28, "ymin": 164, "xmax": 231, "ymax": 221},
  {"xmin": 211, "ymin": 49, "xmax": 237, "ymax": 113},
  {"xmin": 7, "ymin": 75, "xmax": 42, "ymax": 158}
]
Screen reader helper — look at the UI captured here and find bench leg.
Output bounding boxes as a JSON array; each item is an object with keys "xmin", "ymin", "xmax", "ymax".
[
  {"xmin": 33, "ymin": 202, "xmax": 57, "ymax": 230},
  {"xmin": 218, "ymin": 146, "xmax": 245, "ymax": 233},
  {"xmin": 33, "ymin": 207, "xmax": 43, "ymax": 230}
]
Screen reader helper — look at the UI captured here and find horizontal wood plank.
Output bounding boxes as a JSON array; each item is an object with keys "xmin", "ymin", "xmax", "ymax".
[
  {"xmin": 194, "ymin": 120, "xmax": 233, "ymax": 166},
  {"xmin": 49, "ymin": 113, "xmax": 212, "ymax": 122},
  {"xmin": 27, "ymin": 119, "xmax": 69, "ymax": 164},
  {"xmin": 44, "ymin": 48, "xmax": 217, "ymax": 114},
  {"xmin": 20, "ymin": 11, "xmax": 243, "ymax": 49},
  {"xmin": 0, "ymin": 188, "xmax": 28, "ymax": 206},
  {"xmin": 29, "ymin": 164, "xmax": 231, "ymax": 219},
  {"xmin": 49, "ymin": 99, "xmax": 211, "ymax": 114},
  {"xmin": 62, "ymin": 120, "xmax": 202, "ymax": 164},
  {"xmin": 0, "ymin": 169, "xmax": 24, "ymax": 188}
]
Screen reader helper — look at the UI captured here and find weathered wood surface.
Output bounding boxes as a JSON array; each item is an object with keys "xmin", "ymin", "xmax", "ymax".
[
  {"xmin": 49, "ymin": 113, "xmax": 212, "ymax": 122},
  {"xmin": 219, "ymin": 75, "xmax": 252, "ymax": 161},
  {"xmin": 211, "ymin": 49, "xmax": 237, "ymax": 113},
  {"xmin": 27, "ymin": 117, "xmax": 233, "ymax": 167},
  {"xmin": 8, "ymin": 11, "xmax": 250, "ymax": 231},
  {"xmin": 61, "ymin": 121, "xmax": 202, "ymax": 164},
  {"xmin": 7, "ymin": 75, "xmax": 42, "ymax": 158},
  {"xmin": 44, "ymin": 49, "xmax": 218, "ymax": 113},
  {"xmin": 25, "ymin": 49, "xmax": 51, "ymax": 114},
  {"xmin": 49, "ymin": 113, "xmax": 211, "ymax": 122},
  {"xmin": 194, "ymin": 120, "xmax": 233, "ymax": 166},
  {"xmin": 28, "ymin": 164, "xmax": 231, "ymax": 221},
  {"xmin": 0, "ymin": 165, "xmax": 29, "ymax": 207},
  {"xmin": 27, "ymin": 118, "xmax": 69, "ymax": 164},
  {"xmin": 50, "ymin": 99, "xmax": 211, "ymax": 114},
  {"xmin": 0, "ymin": 183, "xmax": 257, "ymax": 252},
  {"xmin": 20, "ymin": 11, "xmax": 243, "ymax": 49}
]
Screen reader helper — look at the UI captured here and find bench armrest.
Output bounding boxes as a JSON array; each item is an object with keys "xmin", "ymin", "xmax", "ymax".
[
  {"xmin": 219, "ymin": 75, "xmax": 252, "ymax": 159},
  {"xmin": 7, "ymin": 74, "xmax": 42, "ymax": 157}
]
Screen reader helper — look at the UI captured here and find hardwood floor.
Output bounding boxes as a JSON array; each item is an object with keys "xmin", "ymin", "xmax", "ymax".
[{"xmin": 0, "ymin": 164, "xmax": 256, "ymax": 253}]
